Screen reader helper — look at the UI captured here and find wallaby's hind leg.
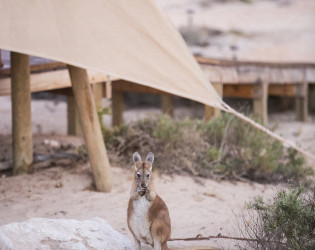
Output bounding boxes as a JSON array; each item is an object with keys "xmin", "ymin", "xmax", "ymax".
[
  {"xmin": 153, "ymin": 238, "xmax": 169, "ymax": 250},
  {"xmin": 133, "ymin": 236, "xmax": 141, "ymax": 250},
  {"xmin": 161, "ymin": 242, "xmax": 169, "ymax": 250},
  {"xmin": 151, "ymin": 216, "xmax": 170, "ymax": 250}
]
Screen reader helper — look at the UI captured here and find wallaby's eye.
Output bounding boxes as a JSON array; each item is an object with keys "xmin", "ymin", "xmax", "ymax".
[
  {"xmin": 136, "ymin": 173, "xmax": 140, "ymax": 178},
  {"xmin": 146, "ymin": 173, "xmax": 150, "ymax": 178}
]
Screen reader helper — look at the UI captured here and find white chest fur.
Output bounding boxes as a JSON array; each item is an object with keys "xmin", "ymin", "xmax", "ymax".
[{"xmin": 129, "ymin": 196, "xmax": 153, "ymax": 244}]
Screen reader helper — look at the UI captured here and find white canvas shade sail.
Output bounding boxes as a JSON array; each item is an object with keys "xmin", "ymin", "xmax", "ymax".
[
  {"xmin": 0, "ymin": 0, "xmax": 224, "ymax": 110},
  {"xmin": 0, "ymin": 0, "xmax": 314, "ymax": 160}
]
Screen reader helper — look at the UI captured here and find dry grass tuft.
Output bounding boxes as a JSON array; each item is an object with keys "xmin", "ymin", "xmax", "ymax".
[{"xmin": 102, "ymin": 114, "xmax": 313, "ymax": 184}]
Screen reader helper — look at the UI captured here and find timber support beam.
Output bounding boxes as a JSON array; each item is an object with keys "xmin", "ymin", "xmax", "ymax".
[
  {"xmin": 68, "ymin": 65, "xmax": 112, "ymax": 192},
  {"xmin": 205, "ymin": 82, "xmax": 223, "ymax": 121},
  {"xmin": 112, "ymin": 90, "xmax": 124, "ymax": 127},
  {"xmin": 253, "ymin": 81, "xmax": 269, "ymax": 125},
  {"xmin": 11, "ymin": 52, "xmax": 33, "ymax": 174},
  {"xmin": 161, "ymin": 94, "xmax": 174, "ymax": 117},
  {"xmin": 67, "ymin": 95, "xmax": 82, "ymax": 136},
  {"xmin": 295, "ymin": 82, "xmax": 308, "ymax": 122}
]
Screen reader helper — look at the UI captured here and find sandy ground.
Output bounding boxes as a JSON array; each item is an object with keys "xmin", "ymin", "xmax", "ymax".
[
  {"xmin": 0, "ymin": 150, "xmax": 278, "ymax": 250},
  {"xmin": 156, "ymin": 0, "xmax": 315, "ymax": 62},
  {"xmin": 1, "ymin": 1, "xmax": 314, "ymax": 249},
  {"xmin": 0, "ymin": 96, "xmax": 314, "ymax": 249}
]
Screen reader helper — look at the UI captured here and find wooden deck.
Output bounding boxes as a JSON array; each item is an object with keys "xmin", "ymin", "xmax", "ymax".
[
  {"xmin": 197, "ymin": 56, "xmax": 315, "ymax": 124},
  {"xmin": 1, "ymin": 49, "xmax": 315, "ymax": 190},
  {"xmin": 1, "ymin": 50, "xmax": 315, "ymax": 126}
]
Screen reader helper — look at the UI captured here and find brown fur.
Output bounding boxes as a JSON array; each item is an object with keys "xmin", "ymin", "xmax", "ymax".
[
  {"xmin": 127, "ymin": 152, "xmax": 171, "ymax": 250},
  {"xmin": 148, "ymin": 195, "xmax": 171, "ymax": 248}
]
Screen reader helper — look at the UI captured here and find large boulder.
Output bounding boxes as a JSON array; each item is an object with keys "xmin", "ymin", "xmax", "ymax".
[{"xmin": 0, "ymin": 217, "xmax": 133, "ymax": 250}]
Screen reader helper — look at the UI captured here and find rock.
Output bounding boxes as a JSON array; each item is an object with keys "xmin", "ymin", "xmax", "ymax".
[{"xmin": 0, "ymin": 217, "xmax": 133, "ymax": 250}]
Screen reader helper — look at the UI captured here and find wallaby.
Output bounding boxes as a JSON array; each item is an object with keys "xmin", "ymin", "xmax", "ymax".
[{"xmin": 127, "ymin": 152, "xmax": 171, "ymax": 250}]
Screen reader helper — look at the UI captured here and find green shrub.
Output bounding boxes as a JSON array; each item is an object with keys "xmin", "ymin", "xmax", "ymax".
[
  {"xmin": 104, "ymin": 114, "xmax": 313, "ymax": 183},
  {"xmin": 97, "ymin": 107, "xmax": 128, "ymax": 147},
  {"xmin": 152, "ymin": 115, "xmax": 182, "ymax": 143},
  {"xmin": 239, "ymin": 186, "xmax": 315, "ymax": 249}
]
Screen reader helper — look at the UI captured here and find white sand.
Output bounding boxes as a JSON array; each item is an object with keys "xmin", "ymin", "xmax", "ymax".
[
  {"xmin": 157, "ymin": 0, "xmax": 315, "ymax": 62},
  {"xmin": 0, "ymin": 161, "xmax": 279, "ymax": 249},
  {"xmin": 0, "ymin": 96, "xmax": 314, "ymax": 249}
]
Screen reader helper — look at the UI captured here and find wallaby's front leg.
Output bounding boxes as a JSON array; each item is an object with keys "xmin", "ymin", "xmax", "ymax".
[{"xmin": 133, "ymin": 236, "xmax": 141, "ymax": 250}]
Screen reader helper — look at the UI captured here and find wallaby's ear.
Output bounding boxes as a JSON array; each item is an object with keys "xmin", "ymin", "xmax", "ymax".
[
  {"xmin": 146, "ymin": 152, "xmax": 154, "ymax": 164},
  {"xmin": 133, "ymin": 152, "xmax": 141, "ymax": 164}
]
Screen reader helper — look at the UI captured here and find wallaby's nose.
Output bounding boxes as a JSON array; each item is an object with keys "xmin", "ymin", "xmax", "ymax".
[{"xmin": 141, "ymin": 183, "xmax": 146, "ymax": 188}]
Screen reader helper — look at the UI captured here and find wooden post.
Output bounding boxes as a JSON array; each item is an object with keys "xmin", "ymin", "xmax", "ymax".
[
  {"xmin": 0, "ymin": 49, "xmax": 3, "ymax": 68},
  {"xmin": 105, "ymin": 81, "xmax": 112, "ymax": 99},
  {"xmin": 93, "ymin": 82, "xmax": 104, "ymax": 112},
  {"xmin": 67, "ymin": 65, "xmax": 112, "ymax": 192},
  {"xmin": 67, "ymin": 95, "xmax": 82, "ymax": 136},
  {"xmin": 112, "ymin": 90, "xmax": 123, "ymax": 127},
  {"xmin": 253, "ymin": 81, "xmax": 268, "ymax": 125},
  {"xmin": 11, "ymin": 52, "xmax": 33, "ymax": 174},
  {"xmin": 309, "ymin": 84, "xmax": 315, "ymax": 113},
  {"xmin": 161, "ymin": 94, "xmax": 174, "ymax": 117},
  {"xmin": 205, "ymin": 82, "xmax": 223, "ymax": 121},
  {"xmin": 295, "ymin": 82, "xmax": 308, "ymax": 122}
]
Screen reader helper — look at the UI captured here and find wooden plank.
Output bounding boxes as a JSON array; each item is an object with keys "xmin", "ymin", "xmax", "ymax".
[
  {"xmin": 269, "ymin": 84, "xmax": 296, "ymax": 97},
  {"xmin": 200, "ymin": 65, "xmax": 238, "ymax": 83},
  {"xmin": 201, "ymin": 64, "xmax": 309, "ymax": 84},
  {"xmin": 161, "ymin": 94, "xmax": 174, "ymax": 117},
  {"xmin": 11, "ymin": 52, "xmax": 33, "ymax": 174},
  {"xmin": 269, "ymin": 68, "xmax": 305, "ymax": 83},
  {"xmin": 223, "ymin": 83, "xmax": 298, "ymax": 98},
  {"xmin": 0, "ymin": 69, "xmax": 110, "ymax": 96},
  {"xmin": 45, "ymin": 87, "xmax": 73, "ymax": 96},
  {"xmin": 67, "ymin": 96, "xmax": 82, "ymax": 136},
  {"xmin": 205, "ymin": 82, "xmax": 223, "ymax": 121},
  {"xmin": 0, "ymin": 61, "xmax": 66, "ymax": 77},
  {"xmin": 253, "ymin": 81, "xmax": 269, "ymax": 125},
  {"xmin": 112, "ymin": 80, "xmax": 166, "ymax": 94},
  {"xmin": 68, "ymin": 65, "xmax": 112, "ymax": 192},
  {"xmin": 223, "ymin": 84, "xmax": 255, "ymax": 98},
  {"xmin": 237, "ymin": 66, "xmax": 267, "ymax": 84},
  {"xmin": 112, "ymin": 90, "xmax": 124, "ymax": 127},
  {"xmin": 295, "ymin": 82, "xmax": 308, "ymax": 122},
  {"xmin": 196, "ymin": 55, "xmax": 315, "ymax": 68}
]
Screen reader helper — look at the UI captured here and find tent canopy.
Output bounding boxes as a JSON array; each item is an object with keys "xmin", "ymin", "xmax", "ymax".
[
  {"xmin": 0, "ymin": 0, "xmax": 224, "ymax": 110},
  {"xmin": 1, "ymin": 0, "xmax": 313, "ymax": 160}
]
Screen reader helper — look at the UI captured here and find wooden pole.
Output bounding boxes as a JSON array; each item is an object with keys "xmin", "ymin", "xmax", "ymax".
[
  {"xmin": 309, "ymin": 84, "xmax": 315, "ymax": 113},
  {"xmin": 112, "ymin": 90, "xmax": 124, "ymax": 127},
  {"xmin": 92, "ymin": 82, "xmax": 104, "ymax": 113},
  {"xmin": 205, "ymin": 82, "xmax": 223, "ymax": 121},
  {"xmin": 11, "ymin": 52, "xmax": 33, "ymax": 174},
  {"xmin": 67, "ymin": 95, "xmax": 82, "ymax": 136},
  {"xmin": 253, "ymin": 81, "xmax": 268, "ymax": 125},
  {"xmin": 295, "ymin": 82, "xmax": 308, "ymax": 122},
  {"xmin": 67, "ymin": 65, "xmax": 112, "ymax": 192},
  {"xmin": 161, "ymin": 94, "xmax": 174, "ymax": 117},
  {"xmin": 105, "ymin": 81, "xmax": 112, "ymax": 99},
  {"xmin": 0, "ymin": 49, "xmax": 3, "ymax": 68}
]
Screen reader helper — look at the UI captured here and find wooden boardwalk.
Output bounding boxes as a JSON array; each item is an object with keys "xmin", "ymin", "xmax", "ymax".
[
  {"xmin": 109, "ymin": 57, "xmax": 315, "ymax": 125},
  {"xmin": 1, "ymin": 49, "xmax": 315, "ymax": 190},
  {"xmin": 1, "ymin": 50, "xmax": 315, "ymax": 127}
]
